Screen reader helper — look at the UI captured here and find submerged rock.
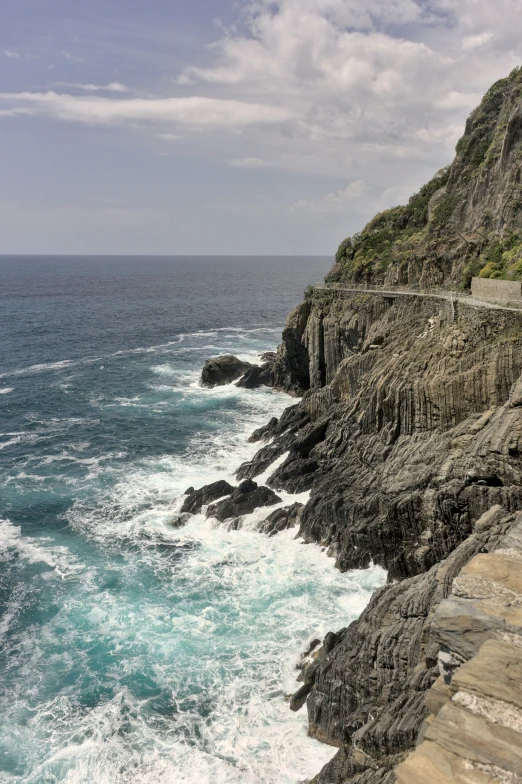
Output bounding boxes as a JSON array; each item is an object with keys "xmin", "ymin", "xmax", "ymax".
[{"xmin": 200, "ymin": 355, "xmax": 254, "ymax": 387}]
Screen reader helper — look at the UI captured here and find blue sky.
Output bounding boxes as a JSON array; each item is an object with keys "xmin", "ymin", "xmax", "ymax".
[{"xmin": 1, "ymin": 0, "xmax": 522, "ymax": 255}]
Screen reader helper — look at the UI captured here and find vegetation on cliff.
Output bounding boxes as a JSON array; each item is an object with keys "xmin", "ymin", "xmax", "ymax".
[{"xmin": 333, "ymin": 67, "xmax": 522, "ymax": 289}]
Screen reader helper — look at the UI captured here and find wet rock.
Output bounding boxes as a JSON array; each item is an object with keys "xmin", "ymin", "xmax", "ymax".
[
  {"xmin": 248, "ymin": 417, "xmax": 279, "ymax": 443},
  {"xmin": 180, "ymin": 479, "xmax": 234, "ymax": 515},
  {"xmin": 257, "ymin": 502, "xmax": 303, "ymax": 536},
  {"xmin": 168, "ymin": 512, "xmax": 191, "ymax": 529},
  {"xmin": 237, "ymin": 363, "xmax": 273, "ymax": 389},
  {"xmin": 200, "ymin": 355, "xmax": 254, "ymax": 387},
  {"xmin": 206, "ymin": 479, "xmax": 282, "ymax": 523}
]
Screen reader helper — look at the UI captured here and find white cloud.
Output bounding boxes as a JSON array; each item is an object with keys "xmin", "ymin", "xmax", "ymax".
[
  {"xmin": 51, "ymin": 82, "xmax": 129, "ymax": 93},
  {"xmin": 462, "ymin": 31, "xmax": 494, "ymax": 51},
  {"xmin": 228, "ymin": 157, "xmax": 271, "ymax": 168},
  {"xmin": 3, "ymin": 49, "xmax": 20, "ymax": 59},
  {"xmin": 1, "ymin": 0, "xmax": 522, "ymax": 194},
  {"xmin": 0, "ymin": 91, "xmax": 295, "ymax": 130}
]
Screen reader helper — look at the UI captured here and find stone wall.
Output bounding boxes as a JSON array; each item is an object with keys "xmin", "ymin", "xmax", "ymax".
[{"xmin": 471, "ymin": 277, "xmax": 522, "ymax": 301}]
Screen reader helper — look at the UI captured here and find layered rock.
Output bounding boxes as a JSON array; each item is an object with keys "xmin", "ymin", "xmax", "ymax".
[
  {"xmin": 206, "ymin": 479, "xmax": 281, "ymax": 526},
  {"xmin": 239, "ymin": 291, "xmax": 522, "ymax": 580},
  {"xmin": 301, "ymin": 507, "xmax": 519, "ymax": 784},
  {"xmin": 395, "ymin": 512, "xmax": 522, "ymax": 784},
  {"xmin": 181, "ymin": 479, "xmax": 234, "ymax": 515},
  {"xmin": 230, "ymin": 286, "xmax": 522, "ymax": 781},
  {"xmin": 187, "ymin": 70, "xmax": 522, "ymax": 783}
]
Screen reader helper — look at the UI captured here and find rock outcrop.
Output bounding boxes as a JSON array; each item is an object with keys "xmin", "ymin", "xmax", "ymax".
[
  {"xmin": 200, "ymin": 355, "xmax": 254, "ymax": 387},
  {"xmin": 332, "ymin": 67, "xmax": 522, "ymax": 289},
  {"xmin": 181, "ymin": 479, "xmax": 234, "ymax": 515},
  {"xmin": 239, "ymin": 291, "xmax": 522, "ymax": 581},
  {"xmin": 298, "ymin": 507, "xmax": 519, "ymax": 783},
  {"xmin": 206, "ymin": 479, "xmax": 282, "ymax": 526}
]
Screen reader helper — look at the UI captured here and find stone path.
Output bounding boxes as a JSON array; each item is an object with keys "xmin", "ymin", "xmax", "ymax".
[{"xmin": 313, "ymin": 282, "xmax": 522, "ymax": 313}]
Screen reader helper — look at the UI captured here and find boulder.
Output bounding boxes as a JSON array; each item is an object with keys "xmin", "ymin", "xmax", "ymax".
[
  {"xmin": 200, "ymin": 355, "xmax": 254, "ymax": 387},
  {"xmin": 180, "ymin": 479, "xmax": 234, "ymax": 515}
]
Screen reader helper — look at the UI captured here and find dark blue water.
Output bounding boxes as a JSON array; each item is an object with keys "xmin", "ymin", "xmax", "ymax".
[{"xmin": 0, "ymin": 256, "xmax": 385, "ymax": 784}]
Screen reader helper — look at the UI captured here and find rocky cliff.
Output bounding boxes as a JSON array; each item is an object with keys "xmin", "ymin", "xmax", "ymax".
[
  {"xmin": 188, "ymin": 71, "xmax": 522, "ymax": 782},
  {"xmin": 231, "ymin": 285, "xmax": 522, "ymax": 781},
  {"xmin": 332, "ymin": 67, "xmax": 522, "ymax": 289}
]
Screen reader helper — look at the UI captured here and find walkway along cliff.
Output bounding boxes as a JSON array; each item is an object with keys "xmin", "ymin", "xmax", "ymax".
[{"xmin": 185, "ymin": 69, "xmax": 522, "ymax": 782}]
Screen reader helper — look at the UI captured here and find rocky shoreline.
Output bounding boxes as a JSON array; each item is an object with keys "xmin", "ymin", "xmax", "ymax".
[
  {"xmin": 181, "ymin": 287, "xmax": 522, "ymax": 783},
  {"xmin": 177, "ymin": 70, "xmax": 522, "ymax": 783}
]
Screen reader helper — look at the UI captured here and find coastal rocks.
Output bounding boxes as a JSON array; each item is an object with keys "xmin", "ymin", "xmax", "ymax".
[
  {"xmin": 395, "ymin": 512, "xmax": 522, "ymax": 784},
  {"xmin": 236, "ymin": 352, "xmax": 277, "ymax": 389},
  {"xmin": 200, "ymin": 355, "xmax": 254, "ymax": 387},
  {"xmin": 248, "ymin": 416, "xmax": 278, "ymax": 443},
  {"xmin": 180, "ymin": 479, "xmax": 234, "ymax": 515},
  {"xmin": 269, "ymin": 301, "xmax": 312, "ymax": 394},
  {"xmin": 257, "ymin": 502, "xmax": 303, "ymax": 536},
  {"xmin": 206, "ymin": 479, "xmax": 282, "ymax": 523},
  {"xmin": 250, "ymin": 291, "xmax": 522, "ymax": 580},
  {"xmin": 301, "ymin": 507, "xmax": 518, "ymax": 784}
]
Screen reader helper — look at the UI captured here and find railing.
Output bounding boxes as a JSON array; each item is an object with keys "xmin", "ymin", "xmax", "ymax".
[{"xmin": 312, "ymin": 281, "xmax": 522, "ymax": 311}]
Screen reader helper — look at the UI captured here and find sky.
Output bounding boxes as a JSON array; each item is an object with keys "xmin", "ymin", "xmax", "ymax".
[{"xmin": 1, "ymin": 0, "xmax": 522, "ymax": 256}]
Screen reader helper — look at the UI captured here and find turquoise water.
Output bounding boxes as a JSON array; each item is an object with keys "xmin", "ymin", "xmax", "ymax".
[{"xmin": 0, "ymin": 257, "xmax": 386, "ymax": 783}]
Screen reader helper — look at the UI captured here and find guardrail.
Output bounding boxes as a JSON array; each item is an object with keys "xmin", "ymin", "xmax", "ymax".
[{"xmin": 312, "ymin": 281, "xmax": 522, "ymax": 311}]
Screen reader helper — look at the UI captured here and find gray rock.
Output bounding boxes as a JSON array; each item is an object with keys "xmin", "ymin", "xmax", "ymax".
[
  {"xmin": 180, "ymin": 479, "xmax": 234, "ymax": 515},
  {"xmin": 200, "ymin": 355, "xmax": 254, "ymax": 387},
  {"xmin": 206, "ymin": 479, "xmax": 282, "ymax": 523},
  {"xmin": 257, "ymin": 502, "xmax": 303, "ymax": 536}
]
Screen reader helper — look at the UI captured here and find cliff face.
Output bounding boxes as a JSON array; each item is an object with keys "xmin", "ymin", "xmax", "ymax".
[
  {"xmin": 235, "ymin": 287, "xmax": 522, "ymax": 780},
  {"xmin": 250, "ymin": 290, "xmax": 522, "ymax": 580},
  {"xmin": 332, "ymin": 68, "xmax": 522, "ymax": 288},
  {"xmin": 188, "ymin": 70, "xmax": 522, "ymax": 783},
  {"xmin": 237, "ymin": 71, "xmax": 522, "ymax": 782}
]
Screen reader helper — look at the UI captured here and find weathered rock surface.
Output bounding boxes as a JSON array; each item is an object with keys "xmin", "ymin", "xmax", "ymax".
[
  {"xmin": 235, "ymin": 288, "xmax": 522, "ymax": 782},
  {"xmin": 395, "ymin": 513, "xmax": 522, "ymax": 784},
  {"xmin": 248, "ymin": 292, "xmax": 522, "ymax": 581},
  {"xmin": 299, "ymin": 508, "xmax": 520, "ymax": 784},
  {"xmin": 200, "ymin": 355, "xmax": 254, "ymax": 387},
  {"xmin": 236, "ymin": 352, "xmax": 277, "ymax": 389},
  {"xmin": 206, "ymin": 479, "xmax": 282, "ymax": 523},
  {"xmin": 180, "ymin": 479, "xmax": 234, "ymax": 515}
]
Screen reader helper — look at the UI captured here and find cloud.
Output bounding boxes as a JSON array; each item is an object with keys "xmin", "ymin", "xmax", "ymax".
[
  {"xmin": 462, "ymin": 31, "xmax": 494, "ymax": 51},
  {"xmin": 1, "ymin": 0, "xmax": 522, "ymax": 190},
  {"xmin": 51, "ymin": 82, "xmax": 129, "ymax": 93},
  {"xmin": 3, "ymin": 49, "xmax": 20, "ymax": 60},
  {"xmin": 0, "ymin": 91, "xmax": 295, "ymax": 130},
  {"xmin": 60, "ymin": 51, "xmax": 84, "ymax": 63},
  {"xmin": 291, "ymin": 181, "xmax": 368, "ymax": 216},
  {"xmin": 228, "ymin": 157, "xmax": 271, "ymax": 168}
]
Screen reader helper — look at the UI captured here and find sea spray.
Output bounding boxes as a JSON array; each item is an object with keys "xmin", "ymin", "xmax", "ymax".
[{"xmin": 0, "ymin": 256, "xmax": 385, "ymax": 783}]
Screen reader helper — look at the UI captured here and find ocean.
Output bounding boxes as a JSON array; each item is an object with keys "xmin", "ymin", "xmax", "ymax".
[{"xmin": 0, "ymin": 256, "xmax": 386, "ymax": 784}]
